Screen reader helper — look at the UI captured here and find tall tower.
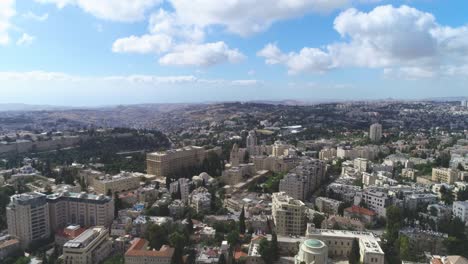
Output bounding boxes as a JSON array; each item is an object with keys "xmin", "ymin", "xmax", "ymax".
[
  {"xmin": 230, "ymin": 143, "xmax": 240, "ymax": 167},
  {"xmin": 246, "ymin": 130, "xmax": 257, "ymax": 155},
  {"xmin": 7, "ymin": 192, "xmax": 51, "ymax": 249},
  {"xmin": 369, "ymin": 123, "xmax": 382, "ymax": 142}
]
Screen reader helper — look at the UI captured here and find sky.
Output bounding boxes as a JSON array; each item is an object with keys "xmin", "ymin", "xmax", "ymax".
[{"xmin": 0, "ymin": 0, "xmax": 467, "ymax": 106}]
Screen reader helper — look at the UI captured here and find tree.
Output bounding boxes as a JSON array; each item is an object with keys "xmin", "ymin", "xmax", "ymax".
[
  {"xmin": 313, "ymin": 213, "xmax": 325, "ymax": 228},
  {"xmin": 271, "ymin": 232, "xmax": 279, "ymax": 261},
  {"xmin": 227, "ymin": 230, "xmax": 240, "ymax": 248},
  {"xmin": 218, "ymin": 253, "xmax": 227, "ymax": 264},
  {"xmin": 239, "ymin": 206, "xmax": 246, "ymax": 234},
  {"xmin": 114, "ymin": 192, "xmax": 122, "ymax": 218},
  {"xmin": 349, "ymin": 238, "xmax": 360, "ymax": 264},
  {"xmin": 399, "ymin": 235, "xmax": 411, "ymax": 261},
  {"xmin": 146, "ymin": 224, "xmax": 168, "ymax": 250},
  {"xmin": 383, "ymin": 206, "xmax": 402, "ymax": 264},
  {"xmin": 169, "ymin": 232, "xmax": 186, "ymax": 264},
  {"xmin": 258, "ymin": 238, "xmax": 273, "ymax": 263},
  {"xmin": 458, "ymin": 163, "xmax": 465, "ymax": 171},
  {"xmin": 458, "ymin": 188, "xmax": 468, "ymax": 201},
  {"xmin": 186, "ymin": 213, "xmax": 194, "ymax": 234},
  {"xmin": 439, "ymin": 185, "xmax": 454, "ymax": 205}
]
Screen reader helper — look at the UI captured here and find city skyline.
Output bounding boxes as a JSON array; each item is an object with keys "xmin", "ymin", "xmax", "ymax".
[{"xmin": 1, "ymin": 0, "xmax": 468, "ymax": 106}]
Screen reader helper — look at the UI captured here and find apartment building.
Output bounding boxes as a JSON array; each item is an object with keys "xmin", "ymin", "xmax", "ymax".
[
  {"xmin": 63, "ymin": 226, "xmax": 111, "ymax": 264},
  {"xmin": 279, "ymin": 173, "xmax": 309, "ymax": 201},
  {"xmin": 369, "ymin": 123, "xmax": 382, "ymax": 142},
  {"xmin": 7, "ymin": 192, "xmax": 51, "ymax": 249},
  {"xmin": 354, "ymin": 158, "xmax": 369, "ymax": 172},
  {"xmin": 432, "ymin": 168, "xmax": 458, "ymax": 184},
  {"xmin": 354, "ymin": 188, "xmax": 392, "ymax": 218},
  {"xmin": 91, "ymin": 171, "xmax": 141, "ymax": 195},
  {"xmin": 146, "ymin": 146, "xmax": 221, "ymax": 177},
  {"xmin": 315, "ymin": 197, "xmax": 343, "ymax": 215},
  {"xmin": 125, "ymin": 238, "xmax": 174, "ymax": 264},
  {"xmin": 319, "ymin": 148, "xmax": 337, "ymax": 161},
  {"xmin": 404, "ymin": 193, "xmax": 438, "ymax": 211},
  {"xmin": 169, "ymin": 178, "xmax": 191, "ymax": 202},
  {"xmin": 272, "ymin": 192, "xmax": 307, "ymax": 236},
  {"xmin": 189, "ymin": 187, "xmax": 212, "ymax": 213},
  {"xmin": 306, "ymin": 225, "xmax": 384, "ymax": 264},
  {"xmin": 453, "ymin": 201, "xmax": 468, "ymax": 224},
  {"xmin": 47, "ymin": 191, "xmax": 114, "ymax": 231}
]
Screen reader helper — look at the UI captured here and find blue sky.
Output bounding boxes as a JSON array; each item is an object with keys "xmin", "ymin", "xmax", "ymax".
[{"xmin": 0, "ymin": 0, "xmax": 467, "ymax": 106}]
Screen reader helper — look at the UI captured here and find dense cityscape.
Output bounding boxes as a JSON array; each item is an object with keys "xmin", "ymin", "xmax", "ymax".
[{"xmin": 0, "ymin": 100, "xmax": 467, "ymax": 264}]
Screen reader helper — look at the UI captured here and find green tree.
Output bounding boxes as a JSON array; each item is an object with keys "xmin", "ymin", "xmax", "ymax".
[
  {"xmin": 383, "ymin": 206, "xmax": 402, "ymax": 264},
  {"xmin": 186, "ymin": 213, "xmax": 194, "ymax": 234},
  {"xmin": 114, "ymin": 192, "xmax": 122, "ymax": 218},
  {"xmin": 239, "ymin": 206, "xmax": 246, "ymax": 234},
  {"xmin": 227, "ymin": 230, "xmax": 240, "ymax": 247},
  {"xmin": 271, "ymin": 232, "xmax": 279, "ymax": 261},
  {"xmin": 169, "ymin": 232, "xmax": 186, "ymax": 264},
  {"xmin": 439, "ymin": 185, "xmax": 454, "ymax": 205},
  {"xmin": 457, "ymin": 188, "xmax": 468, "ymax": 201},
  {"xmin": 349, "ymin": 238, "xmax": 360, "ymax": 264},
  {"xmin": 399, "ymin": 235, "xmax": 411, "ymax": 261},
  {"xmin": 146, "ymin": 224, "xmax": 168, "ymax": 250},
  {"xmin": 458, "ymin": 163, "xmax": 465, "ymax": 171},
  {"xmin": 258, "ymin": 238, "xmax": 273, "ymax": 263},
  {"xmin": 313, "ymin": 213, "xmax": 325, "ymax": 228}
]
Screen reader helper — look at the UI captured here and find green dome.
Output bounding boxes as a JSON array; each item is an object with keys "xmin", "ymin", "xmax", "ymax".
[{"xmin": 305, "ymin": 239, "xmax": 323, "ymax": 248}]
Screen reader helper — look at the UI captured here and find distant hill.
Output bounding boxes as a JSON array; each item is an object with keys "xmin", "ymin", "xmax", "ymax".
[{"xmin": 0, "ymin": 103, "xmax": 79, "ymax": 112}]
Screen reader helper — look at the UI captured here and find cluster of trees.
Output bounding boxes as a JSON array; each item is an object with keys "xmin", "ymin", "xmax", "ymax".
[
  {"xmin": 145, "ymin": 222, "xmax": 191, "ymax": 264},
  {"xmin": 258, "ymin": 233, "xmax": 279, "ymax": 263},
  {"xmin": 0, "ymin": 185, "xmax": 16, "ymax": 229}
]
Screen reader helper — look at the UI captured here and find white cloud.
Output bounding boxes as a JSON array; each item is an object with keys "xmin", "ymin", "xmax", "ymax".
[
  {"xmin": 112, "ymin": 34, "xmax": 172, "ymax": 54},
  {"xmin": 35, "ymin": 0, "xmax": 162, "ymax": 22},
  {"xmin": 258, "ymin": 5, "xmax": 468, "ymax": 78},
  {"xmin": 159, "ymin": 42, "xmax": 245, "ymax": 67},
  {"xmin": 0, "ymin": 71, "xmax": 261, "ymax": 87},
  {"xmin": 168, "ymin": 0, "xmax": 350, "ymax": 36},
  {"xmin": 257, "ymin": 44, "xmax": 333, "ymax": 74},
  {"xmin": 0, "ymin": 0, "xmax": 15, "ymax": 45},
  {"xmin": 23, "ymin": 11, "xmax": 49, "ymax": 21},
  {"xmin": 16, "ymin": 33, "xmax": 36, "ymax": 46}
]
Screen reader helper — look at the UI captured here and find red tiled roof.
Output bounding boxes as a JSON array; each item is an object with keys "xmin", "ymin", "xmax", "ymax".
[
  {"xmin": 125, "ymin": 238, "xmax": 175, "ymax": 258},
  {"xmin": 344, "ymin": 205, "xmax": 376, "ymax": 216},
  {"xmin": 56, "ymin": 227, "xmax": 87, "ymax": 239},
  {"xmin": 234, "ymin": 251, "xmax": 247, "ymax": 260}
]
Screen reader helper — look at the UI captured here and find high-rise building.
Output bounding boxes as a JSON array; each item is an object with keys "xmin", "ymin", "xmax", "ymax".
[
  {"xmin": 369, "ymin": 123, "xmax": 382, "ymax": 142},
  {"xmin": 279, "ymin": 173, "xmax": 309, "ymax": 201},
  {"xmin": 246, "ymin": 130, "xmax": 257, "ymax": 155},
  {"xmin": 453, "ymin": 201, "xmax": 468, "ymax": 224},
  {"xmin": 47, "ymin": 191, "xmax": 114, "ymax": 231},
  {"xmin": 230, "ymin": 143, "xmax": 241, "ymax": 167},
  {"xmin": 272, "ymin": 192, "xmax": 307, "ymax": 236},
  {"xmin": 146, "ymin": 146, "xmax": 220, "ymax": 177},
  {"xmin": 62, "ymin": 226, "xmax": 111, "ymax": 264},
  {"xmin": 7, "ymin": 192, "xmax": 51, "ymax": 249}
]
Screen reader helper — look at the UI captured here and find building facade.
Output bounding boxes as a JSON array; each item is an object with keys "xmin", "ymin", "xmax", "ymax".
[
  {"xmin": 7, "ymin": 192, "xmax": 51, "ymax": 249},
  {"xmin": 369, "ymin": 123, "xmax": 382, "ymax": 142},
  {"xmin": 47, "ymin": 191, "xmax": 114, "ymax": 231},
  {"xmin": 272, "ymin": 192, "xmax": 307, "ymax": 236},
  {"xmin": 62, "ymin": 226, "xmax": 111, "ymax": 264}
]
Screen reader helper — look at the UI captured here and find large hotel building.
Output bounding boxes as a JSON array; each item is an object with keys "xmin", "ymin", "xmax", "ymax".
[
  {"xmin": 7, "ymin": 191, "xmax": 114, "ymax": 249},
  {"xmin": 146, "ymin": 146, "xmax": 220, "ymax": 177},
  {"xmin": 7, "ymin": 192, "xmax": 51, "ymax": 249},
  {"xmin": 47, "ymin": 191, "xmax": 114, "ymax": 231}
]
